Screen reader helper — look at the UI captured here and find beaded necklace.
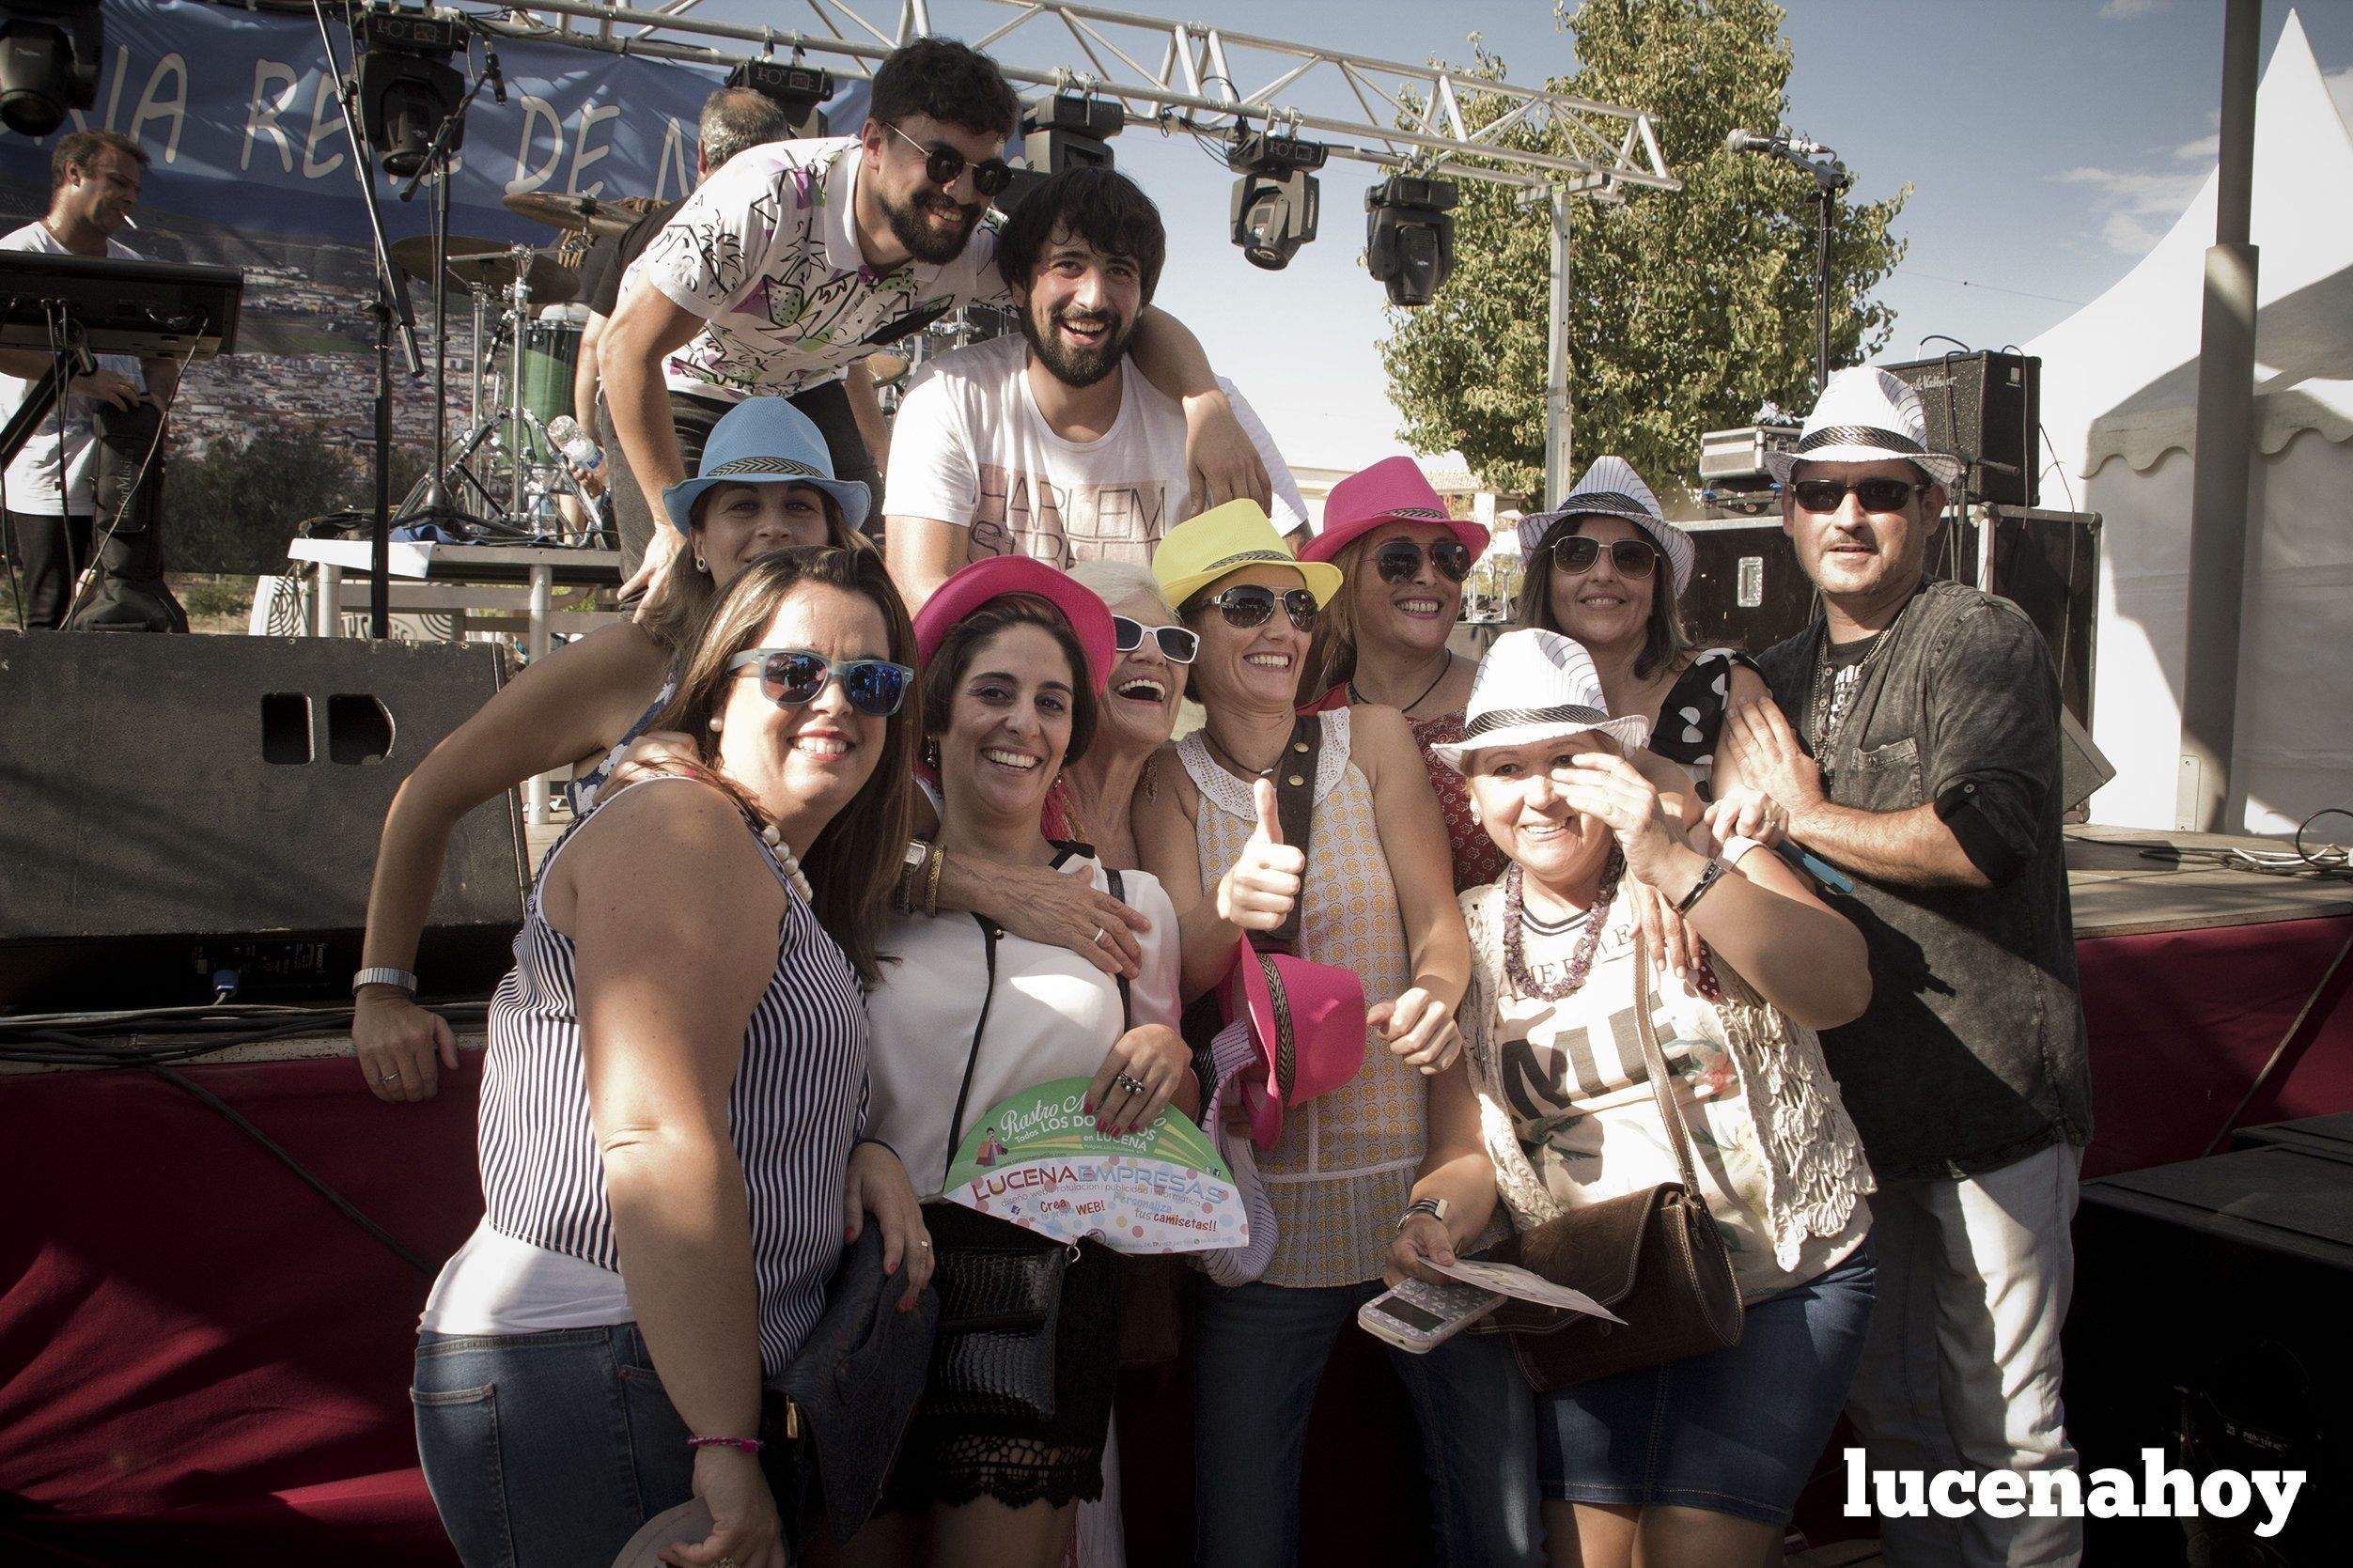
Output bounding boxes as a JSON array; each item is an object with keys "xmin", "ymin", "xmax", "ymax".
[{"xmin": 1503, "ymin": 853, "xmax": 1622, "ymax": 1001}]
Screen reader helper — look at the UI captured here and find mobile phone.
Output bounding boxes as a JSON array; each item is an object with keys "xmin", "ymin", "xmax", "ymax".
[{"xmin": 1356, "ymin": 1278, "xmax": 1505, "ymax": 1354}]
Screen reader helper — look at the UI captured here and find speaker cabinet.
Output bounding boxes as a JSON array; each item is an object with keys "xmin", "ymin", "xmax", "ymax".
[
  {"xmin": 1883, "ymin": 350, "xmax": 2042, "ymax": 507},
  {"xmin": 0, "ymin": 634, "xmax": 525, "ymax": 1008},
  {"xmin": 1679, "ymin": 517, "xmax": 1818, "ymax": 657}
]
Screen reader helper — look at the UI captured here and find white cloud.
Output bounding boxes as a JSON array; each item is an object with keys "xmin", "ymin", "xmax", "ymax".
[
  {"xmin": 2050, "ymin": 163, "xmax": 2205, "ymax": 255},
  {"xmin": 2172, "ymin": 132, "xmax": 2218, "ymax": 162},
  {"xmin": 2098, "ymin": 0, "xmax": 2166, "ymax": 18}
]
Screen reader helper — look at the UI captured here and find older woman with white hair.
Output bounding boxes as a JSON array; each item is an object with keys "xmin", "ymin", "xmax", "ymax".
[{"xmin": 1060, "ymin": 558, "xmax": 1193, "ymax": 870}]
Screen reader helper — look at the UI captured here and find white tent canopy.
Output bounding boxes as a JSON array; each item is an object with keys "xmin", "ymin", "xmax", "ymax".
[{"xmin": 2025, "ymin": 8, "xmax": 2353, "ymax": 834}]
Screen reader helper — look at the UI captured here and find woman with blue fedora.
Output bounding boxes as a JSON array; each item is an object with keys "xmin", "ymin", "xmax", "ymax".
[{"xmin": 351, "ymin": 398, "xmax": 867, "ymax": 1103}]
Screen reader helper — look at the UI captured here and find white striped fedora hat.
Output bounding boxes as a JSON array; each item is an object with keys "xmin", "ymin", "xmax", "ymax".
[
  {"xmin": 1430, "ymin": 628, "xmax": 1651, "ymax": 771},
  {"xmin": 1764, "ymin": 365, "xmax": 1964, "ymax": 487},
  {"xmin": 1515, "ymin": 455, "xmax": 1694, "ymax": 596}
]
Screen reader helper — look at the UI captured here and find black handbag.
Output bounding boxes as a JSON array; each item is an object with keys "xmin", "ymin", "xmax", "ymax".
[
  {"xmin": 923, "ymin": 911, "xmax": 1076, "ymax": 1422},
  {"xmin": 773, "ymin": 1226, "xmax": 939, "ymax": 1544},
  {"xmin": 1482, "ymin": 930, "xmax": 1744, "ymax": 1391}
]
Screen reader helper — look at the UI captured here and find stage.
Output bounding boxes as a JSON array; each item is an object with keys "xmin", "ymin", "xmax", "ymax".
[{"xmin": 3, "ymin": 828, "xmax": 2347, "ymax": 1565}]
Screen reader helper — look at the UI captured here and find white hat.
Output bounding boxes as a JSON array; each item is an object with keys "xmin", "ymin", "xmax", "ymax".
[
  {"xmin": 1515, "ymin": 456, "xmax": 1694, "ymax": 596},
  {"xmin": 1765, "ymin": 366, "xmax": 1964, "ymax": 487},
  {"xmin": 1430, "ymin": 629, "xmax": 1652, "ymax": 771}
]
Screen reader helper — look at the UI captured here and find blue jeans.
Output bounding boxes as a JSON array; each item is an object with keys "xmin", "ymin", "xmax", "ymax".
[
  {"xmin": 1191, "ymin": 1278, "xmax": 1541, "ymax": 1568},
  {"xmin": 413, "ymin": 1324, "xmax": 700, "ymax": 1568}
]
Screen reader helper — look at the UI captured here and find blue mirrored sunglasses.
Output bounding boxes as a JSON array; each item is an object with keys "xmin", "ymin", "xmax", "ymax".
[{"xmin": 726, "ymin": 648, "xmax": 912, "ymax": 718}]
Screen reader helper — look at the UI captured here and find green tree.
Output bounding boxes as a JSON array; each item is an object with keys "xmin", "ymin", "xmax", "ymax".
[
  {"xmin": 1380, "ymin": 0, "xmax": 1908, "ymax": 502},
  {"xmin": 166, "ymin": 435, "xmax": 429, "ymax": 574}
]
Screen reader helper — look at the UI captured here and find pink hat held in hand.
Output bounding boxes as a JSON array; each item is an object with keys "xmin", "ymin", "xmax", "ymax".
[{"xmin": 1221, "ymin": 939, "xmax": 1369, "ymax": 1151}]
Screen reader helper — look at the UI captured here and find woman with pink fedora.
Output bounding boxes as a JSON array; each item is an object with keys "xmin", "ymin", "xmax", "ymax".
[
  {"xmin": 1296, "ymin": 455, "xmax": 1506, "ymax": 892},
  {"xmin": 849, "ymin": 554, "xmax": 1192, "ymax": 1567},
  {"xmin": 1135, "ymin": 500, "xmax": 1541, "ymax": 1568}
]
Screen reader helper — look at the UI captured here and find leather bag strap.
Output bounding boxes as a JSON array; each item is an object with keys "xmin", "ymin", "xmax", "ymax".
[
  {"xmin": 1629, "ymin": 926, "xmax": 1708, "ymax": 1204},
  {"xmin": 941, "ymin": 915, "xmax": 1005, "ymax": 1190},
  {"xmin": 1262, "ymin": 715, "xmax": 1320, "ymax": 955}
]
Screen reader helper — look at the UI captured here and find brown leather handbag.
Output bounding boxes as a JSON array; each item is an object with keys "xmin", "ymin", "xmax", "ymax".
[{"xmin": 1482, "ymin": 933, "xmax": 1744, "ymax": 1392}]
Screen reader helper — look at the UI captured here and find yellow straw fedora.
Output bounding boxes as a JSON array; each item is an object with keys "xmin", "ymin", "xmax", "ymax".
[{"xmin": 1152, "ymin": 499, "xmax": 1344, "ymax": 611}]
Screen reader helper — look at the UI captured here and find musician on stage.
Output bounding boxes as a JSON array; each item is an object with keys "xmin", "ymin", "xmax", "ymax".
[
  {"xmin": 600, "ymin": 36, "xmax": 1271, "ymax": 604},
  {"xmin": 0, "ymin": 131, "xmax": 178, "ymax": 629}
]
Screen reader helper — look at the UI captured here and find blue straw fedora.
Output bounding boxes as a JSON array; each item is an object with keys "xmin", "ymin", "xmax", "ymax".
[{"xmin": 662, "ymin": 397, "xmax": 872, "ymax": 535}]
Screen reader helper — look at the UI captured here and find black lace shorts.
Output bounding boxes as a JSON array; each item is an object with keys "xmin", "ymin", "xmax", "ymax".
[{"xmin": 881, "ymin": 1237, "xmax": 1121, "ymax": 1513}]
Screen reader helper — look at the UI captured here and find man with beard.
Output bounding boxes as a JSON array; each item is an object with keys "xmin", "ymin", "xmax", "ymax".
[
  {"xmin": 883, "ymin": 166, "xmax": 1304, "ymax": 611},
  {"xmin": 604, "ymin": 39, "xmax": 1270, "ymax": 603}
]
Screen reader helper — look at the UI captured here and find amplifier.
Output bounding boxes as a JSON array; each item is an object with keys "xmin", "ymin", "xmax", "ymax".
[
  {"xmin": 0, "ymin": 634, "xmax": 525, "ymax": 1008},
  {"xmin": 1883, "ymin": 350, "xmax": 2041, "ymax": 507}
]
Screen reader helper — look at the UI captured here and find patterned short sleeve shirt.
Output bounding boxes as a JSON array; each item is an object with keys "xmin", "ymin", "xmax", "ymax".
[{"xmin": 627, "ymin": 136, "xmax": 1013, "ymax": 400}]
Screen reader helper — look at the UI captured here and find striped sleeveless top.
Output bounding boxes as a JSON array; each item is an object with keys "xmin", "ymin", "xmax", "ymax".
[{"xmin": 477, "ymin": 775, "xmax": 869, "ymax": 1377}]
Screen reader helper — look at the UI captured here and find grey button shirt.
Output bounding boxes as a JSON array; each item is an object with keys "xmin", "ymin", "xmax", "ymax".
[{"xmin": 1757, "ymin": 581, "xmax": 2092, "ymax": 1180}]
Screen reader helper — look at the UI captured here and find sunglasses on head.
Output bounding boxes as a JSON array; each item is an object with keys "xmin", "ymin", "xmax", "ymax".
[
  {"xmin": 1549, "ymin": 535, "xmax": 1660, "ymax": 578},
  {"xmin": 1790, "ymin": 476, "xmax": 1924, "ymax": 515},
  {"xmin": 726, "ymin": 648, "xmax": 912, "ymax": 718},
  {"xmin": 1373, "ymin": 538, "xmax": 1473, "ymax": 584},
  {"xmin": 885, "ymin": 121, "xmax": 1013, "ymax": 198},
  {"xmin": 1201, "ymin": 584, "xmax": 1319, "ymax": 632},
  {"xmin": 1111, "ymin": 614, "xmax": 1198, "ymax": 665}
]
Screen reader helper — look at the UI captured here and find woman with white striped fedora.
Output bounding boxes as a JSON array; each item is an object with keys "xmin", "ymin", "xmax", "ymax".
[{"xmin": 412, "ymin": 547, "xmax": 931, "ymax": 1568}]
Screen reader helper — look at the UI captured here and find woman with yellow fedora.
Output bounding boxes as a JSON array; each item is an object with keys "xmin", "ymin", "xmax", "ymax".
[{"xmin": 1136, "ymin": 501, "xmax": 1540, "ymax": 1567}]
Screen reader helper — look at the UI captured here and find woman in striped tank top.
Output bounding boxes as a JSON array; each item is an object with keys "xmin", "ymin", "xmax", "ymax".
[{"xmin": 412, "ymin": 548, "xmax": 932, "ymax": 1568}]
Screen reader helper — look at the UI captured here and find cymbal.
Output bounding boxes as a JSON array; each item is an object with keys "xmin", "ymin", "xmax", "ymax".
[
  {"xmin": 503, "ymin": 189, "xmax": 635, "ymax": 238},
  {"xmin": 391, "ymin": 235, "xmax": 579, "ymax": 304},
  {"xmin": 863, "ymin": 351, "xmax": 912, "ymax": 384}
]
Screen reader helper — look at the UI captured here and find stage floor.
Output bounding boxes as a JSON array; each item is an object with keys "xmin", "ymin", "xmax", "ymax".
[{"xmin": 2065, "ymin": 824, "xmax": 2353, "ymax": 938}]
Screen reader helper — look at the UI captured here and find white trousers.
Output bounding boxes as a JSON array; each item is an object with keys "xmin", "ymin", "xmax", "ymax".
[{"xmin": 1847, "ymin": 1142, "xmax": 2083, "ymax": 1566}]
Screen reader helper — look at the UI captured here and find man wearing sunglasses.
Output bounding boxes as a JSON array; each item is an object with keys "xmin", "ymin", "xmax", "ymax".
[
  {"xmin": 605, "ymin": 39, "xmax": 1272, "ymax": 606},
  {"xmin": 883, "ymin": 165, "xmax": 1306, "ymax": 612},
  {"xmin": 1733, "ymin": 367, "xmax": 2091, "ymax": 1567}
]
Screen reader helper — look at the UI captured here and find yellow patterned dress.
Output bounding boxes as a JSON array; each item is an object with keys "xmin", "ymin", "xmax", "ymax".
[{"xmin": 1178, "ymin": 708, "xmax": 1425, "ymax": 1289}]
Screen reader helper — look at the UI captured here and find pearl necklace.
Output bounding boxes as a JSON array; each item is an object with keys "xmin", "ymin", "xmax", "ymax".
[{"xmin": 757, "ymin": 823, "xmax": 817, "ymax": 901}]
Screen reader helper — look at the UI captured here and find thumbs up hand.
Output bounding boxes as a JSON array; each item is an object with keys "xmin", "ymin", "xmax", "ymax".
[{"xmin": 1215, "ymin": 776, "xmax": 1306, "ymax": 932}]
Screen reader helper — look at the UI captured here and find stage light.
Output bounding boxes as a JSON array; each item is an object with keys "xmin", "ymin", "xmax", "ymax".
[
  {"xmin": 0, "ymin": 0, "xmax": 101, "ymax": 139},
  {"xmin": 1365, "ymin": 174, "xmax": 1458, "ymax": 307},
  {"xmin": 354, "ymin": 3, "xmax": 466, "ymax": 179},
  {"xmin": 728, "ymin": 58, "xmax": 832, "ymax": 138},
  {"xmin": 996, "ymin": 91, "xmax": 1125, "ymax": 214},
  {"xmin": 1227, "ymin": 127, "xmax": 1326, "ymax": 272}
]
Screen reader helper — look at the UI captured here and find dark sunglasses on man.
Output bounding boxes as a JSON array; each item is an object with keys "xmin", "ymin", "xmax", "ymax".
[
  {"xmin": 1789, "ymin": 476, "xmax": 1925, "ymax": 515},
  {"xmin": 1200, "ymin": 584, "xmax": 1319, "ymax": 632},
  {"xmin": 727, "ymin": 648, "xmax": 913, "ymax": 718},
  {"xmin": 885, "ymin": 121, "xmax": 1014, "ymax": 198},
  {"xmin": 1549, "ymin": 535, "xmax": 1660, "ymax": 578},
  {"xmin": 1373, "ymin": 538, "xmax": 1474, "ymax": 584},
  {"xmin": 1111, "ymin": 614, "xmax": 1199, "ymax": 665}
]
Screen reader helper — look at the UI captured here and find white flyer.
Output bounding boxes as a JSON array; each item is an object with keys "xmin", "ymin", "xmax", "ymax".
[{"xmin": 1431, "ymin": 1258, "xmax": 1624, "ymax": 1324}]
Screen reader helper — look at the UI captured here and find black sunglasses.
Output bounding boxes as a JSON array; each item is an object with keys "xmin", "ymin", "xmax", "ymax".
[
  {"xmin": 727, "ymin": 648, "xmax": 912, "ymax": 718},
  {"xmin": 1790, "ymin": 476, "xmax": 1924, "ymax": 515},
  {"xmin": 1373, "ymin": 538, "xmax": 1473, "ymax": 584},
  {"xmin": 1201, "ymin": 584, "xmax": 1319, "ymax": 631},
  {"xmin": 1111, "ymin": 614, "xmax": 1198, "ymax": 665},
  {"xmin": 1549, "ymin": 535, "xmax": 1660, "ymax": 578},
  {"xmin": 886, "ymin": 121, "xmax": 1013, "ymax": 198}
]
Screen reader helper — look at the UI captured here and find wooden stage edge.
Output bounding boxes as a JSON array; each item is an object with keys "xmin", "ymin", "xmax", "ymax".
[{"xmin": 2064, "ymin": 823, "xmax": 2353, "ymax": 939}]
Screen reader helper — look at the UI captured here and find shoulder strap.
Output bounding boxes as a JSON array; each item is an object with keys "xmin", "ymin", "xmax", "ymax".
[
  {"xmin": 940, "ymin": 915, "xmax": 1005, "ymax": 1189},
  {"xmin": 1263, "ymin": 715, "xmax": 1321, "ymax": 955},
  {"xmin": 1630, "ymin": 927, "xmax": 1710, "ymax": 1207},
  {"xmin": 1106, "ymin": 869, "xmax": 1131, "ymax": 1027}
]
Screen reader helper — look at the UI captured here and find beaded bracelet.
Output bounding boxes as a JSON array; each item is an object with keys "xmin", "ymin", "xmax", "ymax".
[{"xmin": 686, "ymin": 1435, "xmax": 762, "ymax": 1454}]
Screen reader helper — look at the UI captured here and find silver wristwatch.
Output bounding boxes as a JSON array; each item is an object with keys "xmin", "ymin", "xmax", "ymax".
[{"xmin": 352, "ymin": 968, "xmax": 418, "ymax": 995}]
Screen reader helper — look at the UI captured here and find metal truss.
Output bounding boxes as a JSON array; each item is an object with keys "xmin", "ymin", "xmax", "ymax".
[{"xmin": 475, "ymin": 0, "xmax": 1678, "ymax": 194}]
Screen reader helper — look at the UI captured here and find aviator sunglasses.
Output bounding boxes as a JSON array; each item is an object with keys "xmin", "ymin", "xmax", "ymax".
[
  {"xmin": 726, "ymin": 648, "xmax": 913, "ymax": 718},
  {"xmin": 1200, "ymin": 584, "xmax": 1319, "ymax": 632},
  {"xmin": 1111, "ymin": 614, "xmax": 1199, "ymax": 665},
  {"xmin": 886, "ymin": 121, "xmax": 1014, "ymax": 198},
  {"xmin": 1790, "ymin": 476, "xmax": 1925, "ymax": 514},
  {"xmin": 1549, "ymin": 535, "xmax": 1660, "ymax": 578},
  {"xmin": 1373, "ymin": 538, "xmax": 1474, "ymax": 584}
]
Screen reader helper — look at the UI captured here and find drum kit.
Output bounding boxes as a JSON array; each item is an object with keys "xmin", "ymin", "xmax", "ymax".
[{"xmin": 390, "ymin": 190, "xmax": 651, "ymax": 543}]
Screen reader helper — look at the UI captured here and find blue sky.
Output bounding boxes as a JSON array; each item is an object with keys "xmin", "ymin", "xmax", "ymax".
[{"xmin": 695, "ymin": 0, "xmax": 2353, "ymax": 479}]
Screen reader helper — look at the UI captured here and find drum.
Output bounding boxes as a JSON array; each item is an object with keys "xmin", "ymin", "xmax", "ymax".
[{"xmin": 517, "ymin": 317, "xmax": 583, "ymax": 458}]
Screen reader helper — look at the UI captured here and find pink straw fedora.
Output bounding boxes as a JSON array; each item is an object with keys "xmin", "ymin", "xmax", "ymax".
[
  {"xmin": 912, "ymin": 556, "xmax": 1117, "ymax": 692},
  {"xmin": 1220, "ymin": 937, "xmax": 1368, "ymax": 1151},
  {"xmin": 1301, "ymin": 455, "xmax": 1488, "ymax": 567}
]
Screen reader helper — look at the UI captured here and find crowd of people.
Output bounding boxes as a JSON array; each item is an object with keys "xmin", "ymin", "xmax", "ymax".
[{"xmin": 351, "ymin": 35, "xmax": 2091, "ymax": 1568}]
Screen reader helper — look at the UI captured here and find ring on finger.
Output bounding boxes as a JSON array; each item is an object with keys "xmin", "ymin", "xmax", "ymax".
[{"xmin": 1114, "ymin": 1071, "xmax": 1149, "ymax": 1095}]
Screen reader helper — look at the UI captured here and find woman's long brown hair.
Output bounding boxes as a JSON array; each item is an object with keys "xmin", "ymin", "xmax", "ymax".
[
  {"xmin": 1298, "ymin": 534, "xmax": 1369, "ymax": 700},
  {"xmin": 644, "ymin": 546, "xmax": 917, "ymax": 986}
]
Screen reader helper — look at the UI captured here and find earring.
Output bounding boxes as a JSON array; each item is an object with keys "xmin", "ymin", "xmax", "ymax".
[
  {"xmin": 709, "ymin": 716, "xmax": 723, "ymax": 733},
  {"xmin": 694, "ymin": 556, "xmax": 709, "ymax": 573},
  {"xmin": 922, "ymin": 737, "xmax": 940, "ymax": 769}
]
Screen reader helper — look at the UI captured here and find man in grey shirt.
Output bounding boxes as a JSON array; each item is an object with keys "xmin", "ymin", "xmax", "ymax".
[{"xmin": 1725, "ymin": 367, "xmax": 2090, "ymax": 1567}]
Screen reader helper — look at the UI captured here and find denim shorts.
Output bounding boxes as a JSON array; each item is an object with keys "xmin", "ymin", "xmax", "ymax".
[
  {"xmin": 413, "ymin": 1322, "xmax": 756, "ymax": 1568},
  {"xmin": 1538, "ymin": 1242, "xmax": 1877, "ymax": 1527}
]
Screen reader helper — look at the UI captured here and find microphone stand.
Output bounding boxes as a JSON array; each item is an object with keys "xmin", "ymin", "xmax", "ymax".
[
  {"xmin": 395, "ymin": 35, "xmax": 497, "ymax": 536},
  {"xmin": 311, "ymin": 0, "xmax": 423, "ymax": 640},
  {"xmin": 1794, "ymin": 152, "xmax": 1850, "ymax": 396}
]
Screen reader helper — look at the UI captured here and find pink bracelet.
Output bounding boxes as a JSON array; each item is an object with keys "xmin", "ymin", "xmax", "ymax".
[{"xmin": 685, "ymin": 1435, "xmax": 762, "ymax": 1454}]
